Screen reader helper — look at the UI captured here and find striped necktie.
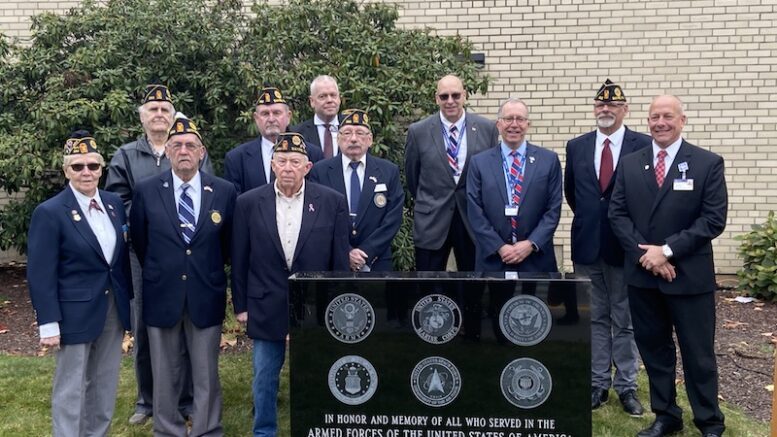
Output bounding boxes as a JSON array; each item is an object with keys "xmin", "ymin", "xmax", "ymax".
[
  {"xmin": 509, "ymin": 150, "xmax": 524, "ymax": 241},
  {"xmin": 178, "ymin": 183, "xmax": 195, "ymax": 244},
  {"xmin": 447, "ymin": 125, "xmax": 460, "ymax": 175}
]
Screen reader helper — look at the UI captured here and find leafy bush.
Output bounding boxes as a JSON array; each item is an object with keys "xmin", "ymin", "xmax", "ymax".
[
  {"xmin": 735, "ymin": 210, "xmax": 777, "ymax": 301},
  {"xmin": 0, "ymin": 0, "xmax": 488, "ymax": 270}
]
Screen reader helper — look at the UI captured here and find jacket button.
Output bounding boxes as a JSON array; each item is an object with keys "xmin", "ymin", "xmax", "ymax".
[
  {"xmin": 181, "ymin": 274, "xmax": 187, "ymax": 281},
  {"xmin": 104, "ymin": 289, "xmax": 109, "ymax": 295},
  {"xmin": 352, "ymin": 230, "xmax": 357, "ymax": 236},
  {"xmin": 600, "ymin": 197, "xmax": 605, "ymax": 201},
  {"xmin": 186, "ymin": 249, "xmax": 192, "ymax": 255}
]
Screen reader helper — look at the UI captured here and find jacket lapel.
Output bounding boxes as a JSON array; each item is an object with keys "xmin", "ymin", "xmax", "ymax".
[
  {"xmin": 103, "ymin": 194, "xmax": 124, "ymax": 265},
  {"xmin": 520, "ymin": 143, "xmax": 539, "ymax": 202},
  {"xmin": 458, "ymin": 116, "xmax": 480, "ymax": 186},
  {"xmin": 293, "ymin": 185, "xmax": 320, "ymax": 262},
  {"xmin": 328, "ymin": 157, "xmax": 347, "ymax": 195},
  {"xmin": 63, "ymin": 188, "xmax": 106, "ymax": 264},
  {"xmin": 582, "ymin": 134, "xmax": 602, "ymax": 193},
  {"xmin": 356, "ymin": 155, "xmax": 379, "ymax": 222},
  {"xmin": 156, "ymin": 171, "xmax": 183, "ymax": 242},
  {"xmin": 191, "ymin": 173, "xmax": 215, "ymax": 242},
  {"xmin": 430, "ymin": 116, "xmax": 452, "ymax": 180},
  {"xmin": 490, "ymin": 147, "xmax": 509, "ymax": 206},
  {"xmin": 259, "ymin": 188, "xmax": 286, "ymax": 261},
  {"xmin": 247, "ymin": 139, "xmax": 269, "ymax": 187}
]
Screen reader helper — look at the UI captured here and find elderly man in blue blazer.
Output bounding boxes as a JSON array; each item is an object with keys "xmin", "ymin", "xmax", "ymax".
[
  {"xmin": 232, "ymin": 132, "xmax": 350, "ymax": 436},
  {"xmin": 28, "ymin": 132, "xmax": 132, "ymax": 436},
  {"xmin": 467, "ymin": 98, "xmax": 562, "ymax": 342},
  {"xmin": 565, "ymin": 79, "xmax": 651, "ymax": 415},
  {"xmin": 130, "ymin": 117, "xmax": 236, "ymax": 437},
  {"xmin": 224, "ymin": 86, "xmax": 324, "ymax": 194}
]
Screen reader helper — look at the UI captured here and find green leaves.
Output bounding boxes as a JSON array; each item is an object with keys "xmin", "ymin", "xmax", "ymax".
[{"xmin": 736, "ymin": 211, "xmax": 777, "ymax": 301}]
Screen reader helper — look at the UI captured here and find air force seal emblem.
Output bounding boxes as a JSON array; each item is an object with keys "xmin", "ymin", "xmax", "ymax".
[
  {"xmin": 499, "ymin": 294, "xmax": 552, "ymax": 346},
  {"xmin": 412, "ymin": 294, "xmax": 461, "ymax": 344},
  {"xmin": 328, "ymin": 355, "xmax": 378, "ymax": 405},
  {"xmin": 326, "ymin": 293, "xmax": 375, "ymax": 343},
  {"xmin": 500, "ymin": 357, "xmax": 552, "ymax": 409},
  {"xmin": 410, "ymin": 356, "xmax": 462, "ymax": 407}
]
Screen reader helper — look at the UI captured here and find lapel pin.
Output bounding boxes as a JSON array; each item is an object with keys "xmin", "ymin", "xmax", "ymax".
[
  {"xmin": 163, "ymin": 181, "xmax": 169, "ymax": 188},
  {"xmin": 107, "ymin": 204, "xmax": 114, "ymax": 210},
  {"xmin": 309, "ymin": 204, "xmax": 315, "ymax": 213},
  {"xmin": 204, "ymin": 185, "xmax": 213, "ymax": 192},
  {"xmin": 644, "ymin": 164, "xmax": 650, "ymax": 170},
  {"xmin": 369, "ymin": 176, "xmax": 377, "ymax": 183},
  {"xmin": 529, "ymin": 156, "xmax": 535, "ymax": 164},
  {"xmin": 471, "ymin": 126, "xmax": 477, "ymax": 131},
  {"xmin": 71, "ymin": 210, "xmax": 82, "ymax": 222}
]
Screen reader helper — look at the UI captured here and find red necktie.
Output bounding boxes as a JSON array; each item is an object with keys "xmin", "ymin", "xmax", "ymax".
[
  {"xmin": 89, "ymin": 199, "xmax": 103, "ymax": 213},
  {"xmin": 655, "ymin": 150, "xmax": 668, "ymax": 188},
  {"xmin": 323, "ymin": 123, "xmax": 333, "ymax": 158},
  {"xmin": 599, "ymin": 138, "xmax": 613, "ymax": 192}
]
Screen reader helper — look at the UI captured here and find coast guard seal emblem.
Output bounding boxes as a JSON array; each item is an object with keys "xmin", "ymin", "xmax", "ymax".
[
  {"xmin": 326, "ymin": 293, "xmax": 375, "ymax": 344},
  {"xmin": 499, "ymin": 294, "xmax": 552, "ymax": 346},
  {"xmin": 500, "ymin": 357, "xmax": 552, "ymax": 409},
  {"xmin": 410, "ymin": 356, "xmax": 462, "ymax": 407},
  {"xmin": 412, "ymin": 294, "xmax": 461, "ymax": 344},
  {"xmin": 328, "ymin": 355, "xmax": 378, "ymax": 405}
]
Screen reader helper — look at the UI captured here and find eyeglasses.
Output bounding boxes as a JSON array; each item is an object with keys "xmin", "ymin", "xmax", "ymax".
[
  {"xmin": 339, "ymin": 130, "xmax": 371, "ymax": 138},
  {"xmin": 168, "ymin": 142, "xmax": 201, "ymax": 151},
  {"xmin": 70, "ymin": 163, "xmax": 101, "ymax": 172},
  {"xmin": 499, "ymin": 116, "xmax": 529, "ymax": 125},
  {"xmin": 273, "ymin": 157, "xmax": 306, "ymax": 168},
  {"xmin": 437, "ymin": 93, "xmax": 462, "ymax": 101},
  {"xmin": 594, "ymin": 102, "xmax": 627, "ymax": 109}
]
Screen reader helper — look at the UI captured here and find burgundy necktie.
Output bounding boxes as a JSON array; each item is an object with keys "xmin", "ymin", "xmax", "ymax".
[
  {"xmin": 655, "ymin": 150, "xmax": 668, "ymax": 188},
  {"xmin": 323, "ymin": 123, "xmax": 333, "ymax": 159},
  {"xmin": 599, "ymin": 138, "xmax": 613, "ymax": 192},
  {"xmin": 89, "ymin": 199, "xmax": 103, "ymax": 213}
]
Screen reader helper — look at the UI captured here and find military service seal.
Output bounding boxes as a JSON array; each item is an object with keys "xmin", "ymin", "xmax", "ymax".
[
  {"xmin": 500, "ymin": 357, "xmax": 552, "ymax": 409},
  {"xmin": 410, "ymin": 356, "xmax": 462, "ymax": 407},
  {"xmin": 328, "ymin": 355, "xmax": 378, "ymax": 405},
  {"xmin": 499, "ymin": 294, "xmax": 552, "ymax": 346},
  {"xmin": 412, "ymin": 294, "xmax": 461, "ymax": 344},
  {"xmin": 326, "ymin": 293, "xmax": 375, "ymax": 343}
]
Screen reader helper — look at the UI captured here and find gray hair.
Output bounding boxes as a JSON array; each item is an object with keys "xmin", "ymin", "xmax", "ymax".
[
  {"xmin": 497, "ymin": 98, "xmax": 530, "ymax": 118},
  {"xmin": 310, "ymin": 75, "xmax": 339, "ymax": 96}
]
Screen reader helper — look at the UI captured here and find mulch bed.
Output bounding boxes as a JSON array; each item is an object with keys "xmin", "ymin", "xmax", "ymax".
[{"xmin": 1, "ymin": 266, "xmax": 774, "ymax": 422}]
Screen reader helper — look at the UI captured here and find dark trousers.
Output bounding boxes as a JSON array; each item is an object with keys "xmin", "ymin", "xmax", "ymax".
[{"xmin": 628, "ymin": 286, "xmax": 725, "ymax": 435}]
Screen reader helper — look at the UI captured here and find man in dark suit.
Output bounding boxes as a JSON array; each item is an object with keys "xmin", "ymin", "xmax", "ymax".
[
  {"xmin": 224, "ymin": 86, "xmax": 324, "ymax": 194},
  {"xmin": 130, "ymin": 118, "xmax": 236, "ymax": 437},
  {"xmin": 467, "ymin": 98, "xmax": 562, "ymax": 343},
  {"xmin": 291, "ymin": 75, "xmax": 342, "ymax": 158},
  {"xmin": 27, "ymin": 132, "xmax": 132, "ymax": 436},
  {"xmin": 404, "ymin": 74, "xmax": 499, "ymax": 273},
  {"xmin": 609, "ymin": 95, "xmax": 727, "ymax": 437},
  {"xmin": 231, "ymin": 132, "xmax": 350, "ymax": 436},
  {"xmin": 564, "ymin": 79, "xmax": 650, "ymax": 415}
]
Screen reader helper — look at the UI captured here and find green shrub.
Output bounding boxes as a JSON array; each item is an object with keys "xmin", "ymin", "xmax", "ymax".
[{"xmin": 735, "ymin": 210, "xmax": 777, "ymax": 301}]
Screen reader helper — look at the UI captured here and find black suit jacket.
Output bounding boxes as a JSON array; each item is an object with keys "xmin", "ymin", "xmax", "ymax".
[
  {"xmin": 608, "ymin": 140, "xmax": 728, "ymax": 294},
  {"xmin": 564, "ymin": 127, "xmax": 651, "ymax": 265},
  {"xmin": 291, "ymin": 115, "xmax": 345, "ymax": 151}
]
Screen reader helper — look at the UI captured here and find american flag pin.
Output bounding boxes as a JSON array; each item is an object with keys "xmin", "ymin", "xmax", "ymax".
[
  {"xmin": 369, "ymin": 176, "xmax": 377, "ymax": 183},
  {"xmin": 309, "ymin": 204, "xmax": 315, "ymax": 212}
]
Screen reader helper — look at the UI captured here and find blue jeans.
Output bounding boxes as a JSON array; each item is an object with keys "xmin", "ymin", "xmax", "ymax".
[{"xmin": 252, "ymin": 339, "xmax": 286, "ymax": 437}]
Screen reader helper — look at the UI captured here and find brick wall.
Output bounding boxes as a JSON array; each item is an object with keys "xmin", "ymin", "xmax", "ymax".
[{"xmin": 3, "ymin": 0, "xmax": 776, "ymax": 273}]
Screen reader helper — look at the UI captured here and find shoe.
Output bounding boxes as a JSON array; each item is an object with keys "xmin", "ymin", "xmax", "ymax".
[
  {"xmin": 128, "ymin": 412, "xmax": 150, "ymax": 425},
  {"xmin": 635, "ymin": 419, "xmax": 683, "ymax": 437},
  {"xmin": 591, "ymin": 387, "xmax": 609, "ymax": 409},
  {"xmin": 619, "ymin": 390, "xmax": 644, "ymax": 417}
]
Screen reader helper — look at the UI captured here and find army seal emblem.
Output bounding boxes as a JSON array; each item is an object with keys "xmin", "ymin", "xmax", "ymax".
[
  {"xmin": 500, "ymin": 357, "xmax": 552, "ymax": 409},
  {"xmin": 410, "ymin": 356, "xmax": 462, "ymax": 407},
  {"xmin": 326, "ymin": 293, "xmax": 375, "ymax": 343},
  {"xmin": 328, "ymin": 355, "xmax": 378, "ymax": 405},
  {"xmin": 373, "ymin": 192, "xmax": 387, "ymax": 208},
  {"xmin": 499, "ymin": 294, "xmax": 551, "ymax": 346},
  {"xmin": 412, "ymin": 294, "xmax": 461, "ymax": 344}
]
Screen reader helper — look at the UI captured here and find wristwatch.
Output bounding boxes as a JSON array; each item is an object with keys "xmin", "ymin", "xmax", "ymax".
[{"xmin": 661, "ymin": 244, "xmax": 673, "ymax": 259}]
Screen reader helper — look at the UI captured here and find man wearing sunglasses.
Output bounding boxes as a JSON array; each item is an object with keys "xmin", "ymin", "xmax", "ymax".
[
  {"xmin": 564, "ymin": 79, "xmax": 650, "ymax": 416},
  {"xmin": 404, "ymin": 75, "xmax": 498, "ymax": 338}
]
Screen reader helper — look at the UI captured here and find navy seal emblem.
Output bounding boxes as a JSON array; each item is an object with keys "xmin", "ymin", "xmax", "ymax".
[
  {"xmin": 499, "ymin": 294, "xmax": 552, "ymax": 346},
  {"xmin": 412, "ymin": 294, "xmax": 461, "ymax": 344},
  {"xmin": 326, "ymin": 293, "xmax": 375, "ymax": 344},
  {"xmin": 328, "ymin": 355, "xmax": 378, "ymax": 405},
  {"xmin": 410, "ymin": 356, "xmax": 462, "ymax": 407},
  {"xmin": 500, "ymin": 357, "xmax": 552, "ymax": 409}
]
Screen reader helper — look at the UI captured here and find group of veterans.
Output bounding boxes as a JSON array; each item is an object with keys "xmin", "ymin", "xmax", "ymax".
[{"xmin": 26, "ymin": 73, "xmax": 727, "ymax": 437}]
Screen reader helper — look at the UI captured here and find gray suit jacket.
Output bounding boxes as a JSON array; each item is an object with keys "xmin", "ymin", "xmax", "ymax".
[{"xmin": 404, "ymin": 111, "xmax": 498, "ymax": 250}]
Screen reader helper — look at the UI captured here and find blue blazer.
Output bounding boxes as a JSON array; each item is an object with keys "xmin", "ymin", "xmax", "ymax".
[
  {"xmin": 223, "ymin": 137, "xmax": 324, "ymax": 194},
  {"xmin": 309, "ymin": 154, "xmax": 404, "ymax": 271},
  {"xmin": 467, "ymin": 143, "xmax": 562, "ymax": 273},
  {"xmin": 27, "ymin": 187, "xmax": 132, "ymax": 345},
  {"xmin": 129, "ymin": 171, "xmax": 236, "ymax": 329},
  {"xmin": 564, "ymin": 128, "xmax": 651, "ymax": 265},
  {"xmin": 231, "ymin": 182, "xmax": 350, "ymax": 341}
]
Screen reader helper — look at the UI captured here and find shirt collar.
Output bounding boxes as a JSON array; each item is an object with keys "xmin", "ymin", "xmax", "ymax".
[
  {"xmin": 652, "ymin": 137, "xmax": 683, "ymax": 161},
  {"xmin": 341, "ymin": 152, "xmax": 367, "ymax": 172},
  {"xmin": 274, "ymin": 179, "xmax": 306, "ymax": 200},
  {"xmin": 596, "ymin": 125, "xmax": 626, "ymax": 147},
  {"xmin": 171, "ymin": 170, "xmax": 201, "ymax": 194},
  {"xmin": 314, "ymin": 113, "xmax": 339, "ymax": 127},
  {"xmin": 500, "ymin": 140, "xmax": 527, "ymax": 159},
  {"xmin": 439, "ymin": 111, "xmax": 466, "ymax": 131},
  {"xmin": 261, "ymin": 136, "xmax": 276, "ymax": 151},
  {"xmin": 69, "ymin": 183, "xmax": 103, "ymax": 210}
]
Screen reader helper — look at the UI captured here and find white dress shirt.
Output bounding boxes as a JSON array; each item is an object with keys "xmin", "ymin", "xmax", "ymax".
[
  {"xmin": 440, "ymin": 111, "xmax": 468, "ymax": 184},
  {"xmin": 261, "ymin": 137, "xmax": 275, "ymax": 183},
  {"xmin": 594, "ymin": 125, "xmax": 626, "ymax": 178},
  {"xmin": 652, "ymin": 137, "xmax": 683, "ymax": 179},
  {"xmin": 314, "ymin": 114, "xmax": 339, "ymax": 155},
  {"xmin": 172, "ymin": 171, "xmax": 202, "ymax": 227},
  {"xmin": 275, "ymin": 180, "xmax": 305, "ymax": 269}
]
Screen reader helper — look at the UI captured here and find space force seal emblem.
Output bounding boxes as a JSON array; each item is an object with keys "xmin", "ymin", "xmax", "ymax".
[
  {"xmin": 328, "ymin": 355, "xmax": 378, "ymax": 405},
  {"xmin": 326, "ymin": 293, "xmax": 375, "ymax": 343},
  {"xmin": 412, "ymin": 294, "xmax": 461, "ymax": 344},
  {"xmin": 499, "ymin": 294, "xmax": 552, "ymax": 346},
  {"xmin": 410, "ymin": 356, "xmax": 462, "ymax": 407},
  {"xmin": 500, "ymin": 357, "xmax": 552, "ymax": 409}
]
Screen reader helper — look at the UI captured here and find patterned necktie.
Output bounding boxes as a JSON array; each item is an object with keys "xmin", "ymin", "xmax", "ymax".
[
  {"xmin": 349, "ymin": 162, "xmax": 361, "ymax": 223},
  {"xmin": 599, "ymin": 138, "xmax": 613, "ymax": 192},
  {"xmin": 89, "ymin": 199, "xmax": 103, "ymax": 213},
  {"xmin": 509, "ymin": 150, "xmax": 524, "ymax": 241},
  {"xmin": 178, "ymin": 184, "xmax": 195, "ymax": 244},
  {"xmin": 447, "ymin": 125, "xmax": 460, "ymax": 175},
  {"xmin": 323, "ymin": 123, "xmax": 334, "ymax": 159},
  {"xmin": 655, "ymin": 150, "xmax": 668, "ymax": 188}
]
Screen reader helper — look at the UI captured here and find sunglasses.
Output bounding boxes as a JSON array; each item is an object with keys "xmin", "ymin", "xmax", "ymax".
[
  {"xmin": 70, "ymin": 163, "xmax": 101, "ymax": 172},
  {"xmin": 437, "ymin": 92, "xmax": 462, "ymax": 101}
]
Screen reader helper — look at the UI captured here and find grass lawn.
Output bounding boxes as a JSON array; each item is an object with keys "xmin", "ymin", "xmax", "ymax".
[{"xmin": 0, "ymin": 353, "xmax": 768, "ymax": 436}]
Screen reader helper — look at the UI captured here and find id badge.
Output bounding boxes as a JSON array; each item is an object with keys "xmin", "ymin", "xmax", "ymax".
[
  {"xmin": 504, "ymin": 205, "xmax": 518, "ymax": 216},
  {"xmin": 673, "ymin": 179, "xmax": 693, "ymax": 191}
]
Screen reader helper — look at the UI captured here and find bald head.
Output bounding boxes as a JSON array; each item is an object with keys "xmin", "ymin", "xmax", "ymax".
[
  {"xmin": 648, "ymin": 95, "xmax": 687, "ymax": 148},
  {"xmin": 435, "ymin": 75, "xmax": 467, "ymax": 122}
]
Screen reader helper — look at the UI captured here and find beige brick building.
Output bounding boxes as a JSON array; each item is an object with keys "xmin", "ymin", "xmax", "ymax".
[{"xmin": 2, "ymin": 0, "xmax": 776, "ymax": 273}]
